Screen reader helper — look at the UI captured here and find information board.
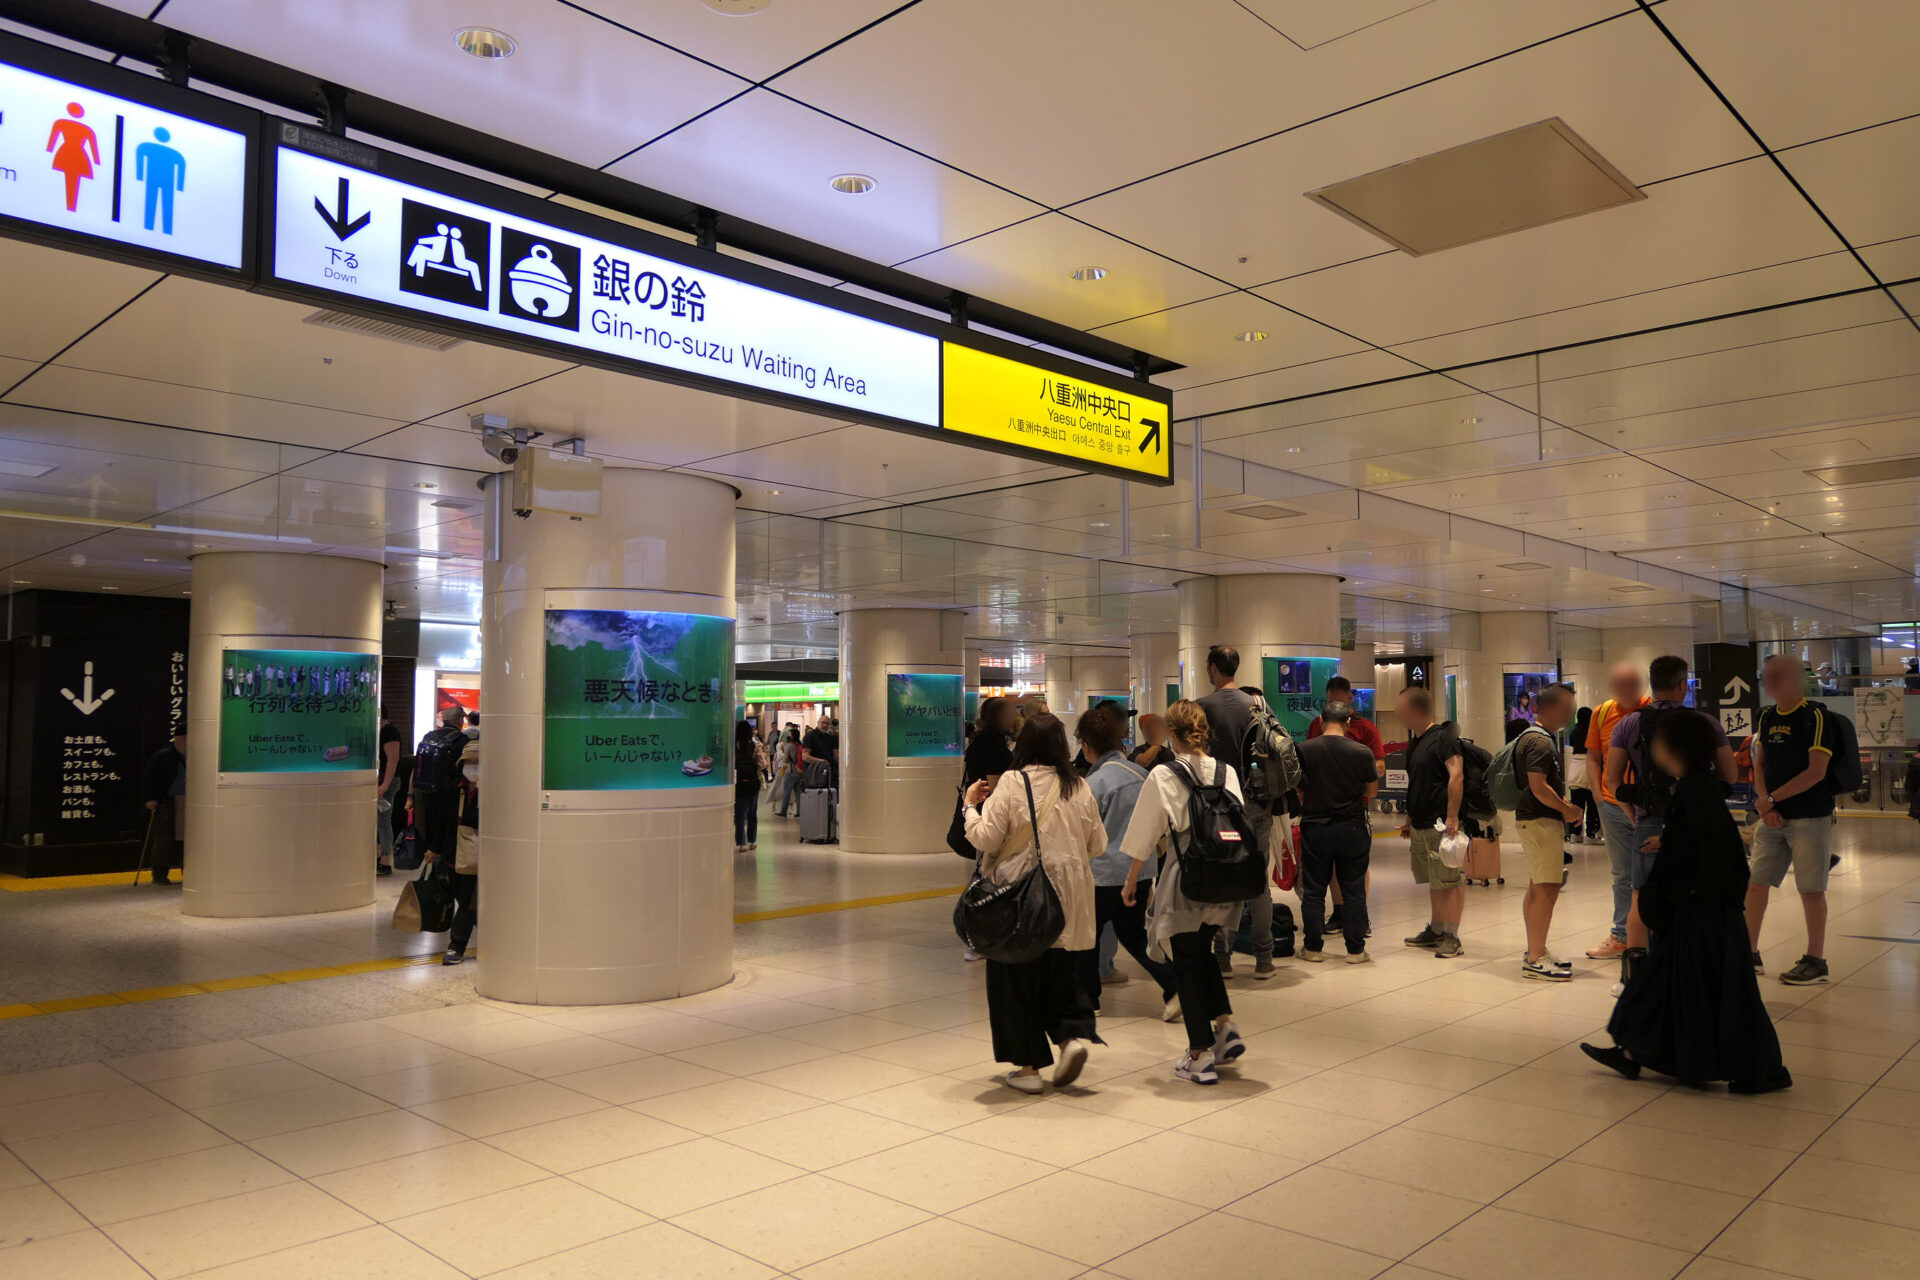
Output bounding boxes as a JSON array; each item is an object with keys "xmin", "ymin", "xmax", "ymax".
[
  {"xmin": 885, "ymin": 673, "xmax": 964, "ymax": 760},
  {"xmin": 1853, "ymin": 686, "xmax": 1907, "ymax": 749},
  {"xmin": 542, "ymin": 609, "xmax": 732, "ymax": 791},
  {"xmin": 942, "ymin": 343, "xmax": 1172, "ymax": 482},
  {"xmin": 217, "ymin": 649, "xmax": 378, "ymax": 773},
  {"xmin": 0, "ymin": 36, "xmax": 252, "ymax": 273}
]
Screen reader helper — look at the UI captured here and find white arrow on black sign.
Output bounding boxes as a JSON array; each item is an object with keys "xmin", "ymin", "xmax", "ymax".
[
  {"xmin": 61, "ymin": 661, "xmax": 116, "ymax": 716},
  {"xmin": 1721, "ymin": 675, "xmax": 1752, "ymax": 702}
]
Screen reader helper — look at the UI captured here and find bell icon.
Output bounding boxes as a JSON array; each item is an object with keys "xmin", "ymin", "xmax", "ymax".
[{"xmin": 507, "ymin": 243, "xmax": 573, "ymax": 316}]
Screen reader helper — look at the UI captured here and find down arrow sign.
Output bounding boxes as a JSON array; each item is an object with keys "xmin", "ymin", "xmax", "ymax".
[{"xmin": 314, "ymin": 176, "xmax": 371, "ymax": 240}]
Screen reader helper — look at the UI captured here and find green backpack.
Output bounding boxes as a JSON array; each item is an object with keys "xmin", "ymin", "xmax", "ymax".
[{"xmin": 1488, "ymin": 725, "xmax": 1554, "ymax": 811}]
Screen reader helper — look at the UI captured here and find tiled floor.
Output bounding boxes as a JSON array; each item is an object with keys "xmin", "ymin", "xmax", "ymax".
[{"xmin": 1, "ymin": 814, "xmax": 1916, "ymax": 1278}]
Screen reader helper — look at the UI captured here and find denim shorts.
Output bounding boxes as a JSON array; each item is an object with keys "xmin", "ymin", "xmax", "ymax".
[
  {"xmin": 1750, "ymin": 816, "xmax": 1835, "ymax": 893},
  {"xmin": 1627, "ymin": 811, "xmax": 1663, "ymax": 891}
]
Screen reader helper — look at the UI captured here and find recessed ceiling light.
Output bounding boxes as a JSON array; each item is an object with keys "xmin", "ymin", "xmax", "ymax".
[
  {"xmin": 1089, "ymin": 521, "xmax": 1111, "ymax": 529},
  {"xmin": 0, "ymin": 459, "xmax": 56, "ymax": 478},
  {"xmin": 102, "ymin": 585, "xmax": 119, "ymax": 591},
  {"xmin": 413, "ymin": 482, "xmax": 437, "ymax": 490},
  {"xmin": 1602, "ymin": 472, "xmax": 1622, "ymax": 479},
  {"xmin": 1069, "ymin": 266, "xmax": 1108, "ymax": 281},
  {"xmin": 1235, "ymin": 330, "xmax": 1268, "ymax": 343},
  {"xmin": 1285, "ymin": 446, "xmax": 1301, "ymax": 454},
  {"xmin": 142, "ymin": 557, "xmax": 158, "ymax": 563},
  {"xmin": 829, "ymin": 173, "xmax": 875, "ymax": 195},
  {"xmin": 12, "ymin": 579, "xmax": 30, "ymax": 585},
  {"xmin": 1460, "ymin": 416, "xmax": 1481, "ymax": 425},
  {"xmin": 768, "ymin": 489, "xmax": 782, "ymax": 496},
  {"xmin": 704, "ymin": 0, "xmax": 772, "ymax": 14},
  {"xmin": 453, "ymin": 26, "xmax": 516, "ymax": 58}
]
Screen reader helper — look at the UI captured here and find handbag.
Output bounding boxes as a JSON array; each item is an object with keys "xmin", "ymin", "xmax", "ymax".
[
  {"xmin": 946, "ymin": 786, "xmax": 974, "ymax": 858},
  {"xmin": 952, "ymin": 772, "xmax": 1065, "ymax": 964},
  {"xmin": 409, "ymin": 859, "xmax": 457, "ymax": 933},
  {"xmin": 393, "ymin": 822, "xmax": 424, "ymax": 871},
  {"xmin": 455, "ymin": 825, "xmax": 480, "ymax": 874},
  {"xmin": 391, "ymin": 878, "xmax": 422, "ymax": 932},
  {"xmin": 1274, "ymin": 822, "xmax": 1301, "ymax": 892}
]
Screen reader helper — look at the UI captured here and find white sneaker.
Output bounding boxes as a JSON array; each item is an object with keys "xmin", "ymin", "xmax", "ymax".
[
  {"xmin": 1161, "ymin": 995, "xmax": 1182, "ymax": 1023},
  {"xmin": 1609, "ymin": 979, "xmax": 1626, "ymax": 998},
  {"xmin": 1521, "ymin": 955, "xmax": 1573, "ymax": 982},
  {"xmin": 1002, "ymin": 1070, "xmax": 1044, "ymax": 1095},
  {"xmin": 1052, "ymin": 1039, "xmax": 1089, "ymax": 1088},
  {"xmin": 962, "ymin": 949, "xmax": 984, "ymax": 962},
  {"xmin": 1175, "ymin": 1050, "xmax": 1218, "ymax": 1085}
]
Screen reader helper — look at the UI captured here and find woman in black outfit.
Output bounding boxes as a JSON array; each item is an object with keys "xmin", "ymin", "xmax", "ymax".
[
  {"xmin": 1581, "ymin": 711, "xmax": 1791, "ymax": 1094},
  {"xmin": 964, "ymin": 697, "xmax": 1018, "ymax": 787},
  {"xmin": 733, "ymin": 720, "xmax": 762, "ymax": 852},
  {"xmin": 1567, "ymin": 705, "xmax": 1600, "ymax": 843}
]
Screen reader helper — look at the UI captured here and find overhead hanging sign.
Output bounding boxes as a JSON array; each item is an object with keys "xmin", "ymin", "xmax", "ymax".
[
  {"xmin": 0, "ymin": 35, "xmax": 254, "ymax": 275},
  {"xmin": 269, "ymin": 144, "xmax": 940, "ymax": 428},
  {"xmin": 263, "ymin": 132, "xmax": 1174, "ymax": 485},
  {"xmin": 942, "ymin": 343, "xmax": 1173, "ymax": 482}
]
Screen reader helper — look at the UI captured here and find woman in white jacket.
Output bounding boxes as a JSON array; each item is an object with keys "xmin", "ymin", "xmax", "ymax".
[
  {"xmin": 1119, "ymin": 699, "xmax": 1250, "ymax": 1085},
  {"xmin": 963, "ymin": 712, "xmax": 1106, "ymax": 1094}
]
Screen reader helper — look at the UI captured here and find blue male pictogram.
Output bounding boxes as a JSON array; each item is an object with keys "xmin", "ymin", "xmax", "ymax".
[{"xmin": 134, "ymin": 126, "xmax": 185, "ymax": 235}]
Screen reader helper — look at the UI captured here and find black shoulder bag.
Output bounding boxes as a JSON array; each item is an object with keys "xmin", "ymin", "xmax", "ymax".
[{"xmin": 952, "ymin": 773, "xmax": 1065, "ymax": 964}]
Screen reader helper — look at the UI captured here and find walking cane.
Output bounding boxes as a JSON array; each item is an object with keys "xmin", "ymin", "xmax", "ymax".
[{"xmin": 131, "ymin": 805, "xmax": 158, "ymax": 887}]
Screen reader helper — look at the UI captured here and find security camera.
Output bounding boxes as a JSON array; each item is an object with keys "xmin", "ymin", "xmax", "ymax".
[{"xmin": 470, "ymin": 413, "xmax": 538, "ymax": 467}]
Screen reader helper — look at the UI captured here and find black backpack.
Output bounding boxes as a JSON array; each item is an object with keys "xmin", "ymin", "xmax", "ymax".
[
  {"xmin": 412, "ymin": 726, "xmax": 465, "ymax": 793},
  {"xmin": 1167, "ymin": 759, "xmax": 1268, "ymax": 904},
  {"xmin": 1807, "ymin": 701, "xmax": 1863, "ymax": 794},
  {"xmin": 1452, "ymin": 727, "xmax": 1496, "ymax": 820},
  {"xmin": 1621, "ymin": 704, "xmax": 1696, "ymax": 815}
]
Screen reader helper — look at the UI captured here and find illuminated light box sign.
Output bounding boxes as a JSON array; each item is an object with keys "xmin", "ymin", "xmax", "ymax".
[
  {"xmin": 942, "ymin": 343, "xmax": 1172, "ymax": 482},
  {"xmin": 270, "ymin": 145, "xmax": 939, "ymax": 427},
  {"xmin": 0, "ymin": 36, "xmax": 253, "ymax": 273},
  {"xmin": 542, "ymin": 609, "xmax": 733, "ymax": 791},
  {"xmin": 218, "ymin": 649, "xmax": 379, "ymax": 773},
  {"xmin": 1262, "ymin": 656, "xmax": 1342, "ymax": 740},
  {"xmin": 886, "ymin": 672, "xmax": 964, "ymax": 760},
  {"xmin": 742, "ymin": 680, "xmax": 839, "ymax": 702}
]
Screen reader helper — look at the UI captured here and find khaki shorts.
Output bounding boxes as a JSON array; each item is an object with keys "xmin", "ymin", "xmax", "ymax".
[
  {"xmin": 1409, "ymin": 827, "xmax": 1464, "ymax": 888},
  {"xmin": 1517, "ymin": 817, "xmax": 1566, "ymax": 886}
]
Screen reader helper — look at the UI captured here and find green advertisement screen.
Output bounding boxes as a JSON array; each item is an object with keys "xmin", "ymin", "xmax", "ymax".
[
  {"xmin": 886, "ymin": 672, "xmax": 964, "ymax": 759},
  {"xmin": 542, "ymin": 609, "xmax": 734, "ymax": 791},
  {"xmin": 1261, "ymin": 656, "xmax": 1343, "ymax": 739},
  {"xmin": 966, "ymin": 690, "xmax": 980, "ymax": 722},
  {"xmin": 218, "ymin": 649, "xmax": 378, "ymax": 773},
  {"xmin": 1166, "ymin": 681, "xmax": 1180, "ymax": 707}
]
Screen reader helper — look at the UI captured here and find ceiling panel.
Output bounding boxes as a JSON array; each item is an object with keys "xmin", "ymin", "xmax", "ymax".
[
  {"xmin": 576, "ymin": 0, "xmax": 909, "ymax": 81},
  {"xmin": 1070, "ymin": 11, "xmax": 1755, "ymax": 289},
  {"xmin": 1090, "ymin": 293, "xmax": 1365, "ymax": 390},
  {"xmin": 151, "ymin": 0, "xmax": 747, "ymax": 165},
  {"xmin": 1659, "ymin": 0, "xmax": 1920, "ymax": 149},
  {"xmin": 776, "ymin": 0, "xmax": 1630, "ymax": 207},
  {"xmin": 1261, "ymin": 158, "xmax": 1855, "ymax": 351},
  {"xmin": 1781, "ymin": 115, "xmax": 1920, "ymax": 258},
  {"xmin": 900, "ymin": 214, "xmax": 1226, "ymax": 331},
  {"xmin": 609, "ymin": 89, "xmax": 1043, "ymax": 266},
  {"xmin": 1173, "ymin": 349, "xmax": 1427, "ymax": 420},
  {"xmin": 0, "ymin": 240, "xmax": 160, "ymax": 364}
]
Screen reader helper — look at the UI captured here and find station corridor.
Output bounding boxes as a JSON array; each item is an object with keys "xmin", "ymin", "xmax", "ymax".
[{"xmin": 3, "ymin": 817, "xmax": 1916, "ymax": 1280}]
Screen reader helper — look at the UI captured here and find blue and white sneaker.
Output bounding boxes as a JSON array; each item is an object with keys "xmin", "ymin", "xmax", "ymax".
[
  {"xmin": 1520, "ymin": 955, "xmax": 1572, "ymax": 982},
  {"xmin": 1175, "ymin": 1050, "xmax": 1218, "ymax": 1085},
  {"xmin": 1213, "ymin": 1021, "xmax": 1246, "ymax": 1064}
]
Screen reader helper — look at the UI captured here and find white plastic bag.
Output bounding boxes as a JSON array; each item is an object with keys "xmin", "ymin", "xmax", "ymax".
[{"xmin": 1436, "ymin": 821, "xmax": 1470, "ymax": 869}]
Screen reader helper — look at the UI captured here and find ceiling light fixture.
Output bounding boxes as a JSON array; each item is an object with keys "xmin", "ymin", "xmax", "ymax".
[
  {"xmin": 102, "ymin": 585, "xmax": 119, "ymax": 591},
  {"xmin": 704, "ymin": 0, "xmax": 772, "ymax": 14},
  {"xmin": 1069, "ymin": 266, "xmax": 1108, "ymax": 281},
  {"xmin": 768, "ymin": 489, "xmax": 782, "ymax": 496},
  {"xmin": 1235, "ymin": 330, "xmax": 1268, "ymax": 343},
  {"xmin": 0, "ymin": 458, "xmax": 57, "ymax": 478},
  {"xmin": 413, "ymin": 482, "xmax": 437, "ymax": 490},
  {"xmin": 829, "ymin": 173, "xmax": 875, "ymax": 195},
  {"xmin": 453, "ymin": 26, "xmax": 517, "ymax": 58}
]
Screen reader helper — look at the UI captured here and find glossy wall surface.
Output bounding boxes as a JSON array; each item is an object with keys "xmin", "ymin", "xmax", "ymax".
[
  {"xmin": 838, "ymin": 608, "xmax": 962, "ymax": 855},
  {"xmin": 183, "ymin": 553, "xmax": 383, "ymax": 918},
  {"xmin": 1177, "ymin": 573, "xmax": 1341, "ymax": 697},
  {"xmin": 478, "ymin": 469, "xmax": 737, "ymax": 1005}
]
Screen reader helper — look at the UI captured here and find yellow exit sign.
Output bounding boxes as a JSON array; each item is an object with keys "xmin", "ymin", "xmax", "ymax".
[{"xmin": 941, "ymin": 344, "xmax": 1172, "ymax": 483}]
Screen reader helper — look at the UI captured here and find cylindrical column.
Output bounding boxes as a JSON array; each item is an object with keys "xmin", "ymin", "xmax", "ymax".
[
  {"xmin": 1178, "ymin": 573, "xmax": 1341, "ymax": 704},
  {"xmin": 1129, "ymin": 632, "xmax": 1179, "ymax": 714},
  {"xmin": 1457, "ymin": 612, "xmax": 1555, "ymax": 749},
  {"xmin": 839, "ymin": 608, "xmax": 963, "ymax": 854},
  {"xmin": 478, "ymin": 469, "xmax": 737, "ymax": 1005},
  {"xmin": 1602, "ymin": 626, "xmax": 1696, "ymax": 685},
  {"xmin": 184, "ymin": 552, "xmax": 384, "ymax": 918},
  {"xmin": 1045, "ymin": 655, "xmax": 1129, "ymax": 717}
]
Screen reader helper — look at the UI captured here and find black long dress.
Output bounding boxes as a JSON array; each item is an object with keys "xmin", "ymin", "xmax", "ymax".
[{"xmin": 1606, "ymin": 773, "xmax": 1792, "ymax": 1090}]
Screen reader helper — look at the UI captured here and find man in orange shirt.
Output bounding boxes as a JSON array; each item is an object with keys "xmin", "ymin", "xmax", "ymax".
[{"xmin": 1584, "ymin": 662, "xmax": 1650, "ymax": 959}]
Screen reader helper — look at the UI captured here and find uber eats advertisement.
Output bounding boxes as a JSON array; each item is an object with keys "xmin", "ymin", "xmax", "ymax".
[
  {"xmin": 886, "ymin": 673, "xmax": 964, "ymax": 760},
  {"xmin": 217, "ymin": 649, "xmax": 378, "ymax": 772},
  {"xmin": 542, "ymin": 609, "xmax": 733, "ymax": 791}
]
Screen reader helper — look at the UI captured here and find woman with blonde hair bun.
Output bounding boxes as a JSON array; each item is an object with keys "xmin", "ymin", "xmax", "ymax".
[{"xmin": 1118, "ymin": 699, "xmax": 1250, "ymax": 1085}]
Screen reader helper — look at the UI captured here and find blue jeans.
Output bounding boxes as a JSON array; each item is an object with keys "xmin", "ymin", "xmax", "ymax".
[{"xmin": 1598, "ymin": 799, "xmax": 1663, "ymax": 940}]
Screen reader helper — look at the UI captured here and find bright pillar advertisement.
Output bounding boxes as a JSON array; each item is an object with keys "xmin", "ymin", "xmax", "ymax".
[
  {"xmin": 885, "ymin": 673, "xmax": 964, "ymax": 760},
  {"xmin": 542, "ymin": 609, "xmax": 733, "ymax": 790},
  {"xmin": 217, "ymin": 649, "xmax": 379, "ymax": 773},
  {"xmin": 1261, "ymin": 656, "xmax": 1343, "ymax": 739}
]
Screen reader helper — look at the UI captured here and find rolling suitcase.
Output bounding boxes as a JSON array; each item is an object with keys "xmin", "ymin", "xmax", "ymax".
[
  {"xmin": 799, "ymin": 786, "xmax": 838, "ymax": 843},
  {"xmin": 1462, "ymin": 831, "xmax": 1504, "ymax": 886}
]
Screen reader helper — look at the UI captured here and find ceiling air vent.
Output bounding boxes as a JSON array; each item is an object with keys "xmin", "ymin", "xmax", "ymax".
[
  {"xmin": 303, "ymin": 309, "xmax": 466, "ymax": 351},
  {"xmin": 1807, "ymin": 455, "xmax": 1920, "ymax": 487},
  {"xmin": 1611, "ymin": 583, "xmax": 1656, "ymax": 594},
  {"xmin": 1228, "ymin": 503, "xmax": 1306, "ymax": 521},
  {"xmin": 1498, "ymin": 561, "xmax": 1552, "ymax": 573},
  {"xmin": 1304, "ymin": 118, "xmax": 1644, "ymax": 256}
]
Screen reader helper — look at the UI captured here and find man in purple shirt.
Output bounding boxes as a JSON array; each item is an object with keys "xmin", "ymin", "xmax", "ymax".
[{"xmin": 1605, "ymin": 655, "xmax": 1738, "ymax": 952}]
